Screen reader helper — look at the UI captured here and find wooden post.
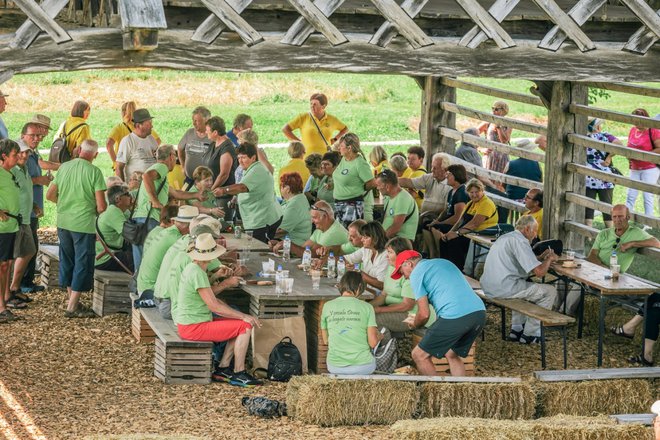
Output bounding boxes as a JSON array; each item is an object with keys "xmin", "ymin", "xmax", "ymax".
[
  {"xmin": 544, "ymin": 81, "xmax": 588, "ymax": 251},
  {"xmin": 419, "ymin": 76, "xmax": 456, "ymax": 168}
]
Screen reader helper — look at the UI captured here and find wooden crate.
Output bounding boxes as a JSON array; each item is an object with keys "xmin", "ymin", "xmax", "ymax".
[
  {"xmin": 412, "ymin": 332, "xmax": 476, "ymax": 376},
  {"xmin": 305, "ymin": 300, "xmax": 328, "ymax": 374},
  {"xmin": 92, "ymin": 270, "xmax": 132, "ymax": 316},
  {"xmin": 154, "ymin": 338, "xmax": 213, "ymax": 385},
  {"xmin": 38, "ymin": 250, "xmax": 60, "ymax": 289},
  {"xmin": 249, "ymin": 297, "xmax": 304, "ymax": 319},
  {"xmin": 220, "ymin": 289, "xmax": 251, "ymax": 314},
  {"xmin": 131, "ymin": 304, "xmax": 156, "ymax": 343}
]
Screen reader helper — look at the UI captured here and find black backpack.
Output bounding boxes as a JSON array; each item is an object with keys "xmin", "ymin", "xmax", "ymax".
[
  {"xmin": 266, "ymin": 337, "xmax": 302, "ymax": 382},
  {"xmin": 49, "ymin": 122, "xmax": 87, "ymax": 163}
]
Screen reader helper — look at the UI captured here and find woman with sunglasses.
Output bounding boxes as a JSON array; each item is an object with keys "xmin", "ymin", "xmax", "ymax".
[
  {"xmin": 342, "ymin": 222, "xmax": 389, "ymax": 291},
  {"xmin": 316, "ymin": 151, "xmax": 341, "ymax": 205},
  {"xmin": 478, "ymin": 101, "xmax": 512, "ymax": 190},
  {"xmin": 625, "ymin": 108, "xmax": 660, "ymax": 217}
]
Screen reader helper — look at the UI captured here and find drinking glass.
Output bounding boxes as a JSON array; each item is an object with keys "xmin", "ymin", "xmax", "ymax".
[
  {"xmin": 283, "ymin": 278, "xmax": 294, "ymax": 294},
  {"xmin": 246, "ymin": 230, "xmax": 254, "ymax": 250},
  {"xmin": 311, "ymin": 270, "xmax": 321, "ymax": 290}
]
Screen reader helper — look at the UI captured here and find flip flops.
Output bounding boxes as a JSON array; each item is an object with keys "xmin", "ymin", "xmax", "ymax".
[{"xmin": 610, "ymin": 324, "xmax": 634, "ymax": 339}]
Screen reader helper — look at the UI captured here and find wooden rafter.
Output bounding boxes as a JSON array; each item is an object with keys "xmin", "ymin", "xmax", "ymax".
[
  {"xmin": 285, "ymin": 0, "xmax": 348, "ymax": 46},
  {"xmin": 532, "ymin": 0, "xmax": 595, "ymax": 52},
  {"xmin": 9, "ymin": 0, "xmax": 69, "ymax": 50},
  {"xmin": 459, "ymin": 0, "xmax": 520, "ymax": 49},
  {"xmin": 11, "ymin": 0, "xmax": 71, "ymax": 47},
  {"xmin": 370, "ymin": 0, "xmax": 429, "ymax": 47},
  {"xmin": 192, "ymin": 0, "xmax": 252, "ymax": 44},
  {"xmin": 454, "ymin": 0, "xmax": 516, "ymax": 49},
  {"xmin": 623, "ymin": 9, "xmax": 660, "ymax": 54},
  {"xmin": 282, "ymin": 0, "xmax": 345, "ymax": 46},
  {"xmin": 0, "ymin": 70, "xmax": 13, "ymax": 86},
  {"xmin": 620, "ymin": 0, "xmax": 660, "ymax": 38},
  {"xmin": 200, "ymin": 0, "xmax": 264, "ymax": 46},
  {"xmin": 369, "ymin": 0, "xmax": 433, "ymax": 49},
  {"xmin": 539, "ymin": 0, "xmax": 606, "ymax": 51}
]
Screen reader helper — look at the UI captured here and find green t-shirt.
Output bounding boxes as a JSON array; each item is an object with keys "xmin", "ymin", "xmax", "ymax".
[
  {"xmin": 341, "ymin": 242, "xmax": 359, "ymax": 254},
  {"xmin": 592, "ymin": 226, "xmax": 653, "ymax": 273},
  {"xmin": 332, "ymin": 156, "xmax": 373, "ymax": 201},
  {"xmin": 95, "ymin": 205, "xmax": 128, "ymax": 265},
  {"xmin": 238, "ymin": 161, "xmax": 283, "ymax": 230},
  {"xmin": 187, "ymin": 185, "xmax": 215, "ymax": 209},
  {"xmin": 11, "ymin": 165, "xmax": 32, "ymax": 225},
  {"xmin": 137, "ymin": 225, "xmax": 182, "ymax": 293},
  {"xmin": 134, "ymin": 162, "xmax": 169, "ymax": 222},
  {"xmin": 381, "ymin": 265, "xmax": 436, "ymax": 328},
  {"xmin": 53, "ymin": 158, "xmax": 106, "ymax": 234},
  {"xmin": 175, "ymin": 262, "xmax": 213, "ymax": 325},
  {"xmin": 321, "ymin": 296, "xmax": 376, "ymax": 367},
  {"xmin": 0, "ymin": 167, "xmax": 20, "ymax": 234},
  {"xmin": 310, "ymin": 220, "xmax": 348, "ymax": 247},
  {"xmin": 280, "ymin": 193, "xmax": 312, "ymax": 246},
  {"xmin": 308, "ymin": 175, "xmax": 322, "ymax": 194},
  {"xmin": 382, "ymin": 190, "xmax": 418, "ymax": 241},
  {"xmin": 317, "ymin": 176, "xmax": 334, "ymax": 205}
]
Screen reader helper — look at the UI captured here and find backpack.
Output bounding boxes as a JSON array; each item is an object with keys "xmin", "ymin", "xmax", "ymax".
[
  {"xmin": 49, "ymin": 122, "xmax": 87, "ymax": 163},
  {"xmin": 266, "ymin": 337, "xmax": 302, "ymax": 382},
  {"xmin": 241, "ymin": 396, "xmax": 287, "ymax": 418}
]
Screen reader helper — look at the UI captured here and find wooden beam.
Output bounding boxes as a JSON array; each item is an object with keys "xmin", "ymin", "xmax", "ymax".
[
  {"xmin": 285, "ymin": 0, "xmax": 348, "ymax": 46},
  {"xmin": 326, "ymin": 373, "xmax": 521, "ymax": 382},
  {"xmin": 484, "ymin": 191, "xmax": 527, "ymax": 212},
  {"xmin": 191, "ymin": 0, "xmax": 252, "ymax": 44},
  {"xmin": 539, "ymin": 0, "xmax": 607, "ymax": 51},
  {"xmin": 441, "ymin": 78, "xmax": 543, "ymax": 107},
  {"xmin": 200, "ymin": 0, "xmax": 264, "ymax": 46},
  {"xmin": 368, "ymin": 0, "xmax": 433, "ymax": 49},
  {"xmin": 0, "ymin": 70, "xmax": 13, "ymax": 86},
  {"xmin": 117, "ymin": 0, "xmax": 167, "ymax": 29},
  {"xmin": 570, "ymin": 104, "xmax": 660, "ymax": 129},
  {"xmin": 582, "ymin": 81, "xmax": 660, "ymax": 98},
  {"xmin": 370, "ymin": 0, "xmax": 429, "ymax": 48},
  {"xmin": 565, "ymin": 192, "xmax": 660, "ymax": 229},
  {"xmin": 281, "ymin": 0, "xmax": 344, "ymax": 46},
  {"xmin": 441, "ymin": 127, "xmax": 546, "ymax": 162},
  {"xmin": 454, "ymin": 0, "xmax": 516, "ymax": 49},
  {"xmin": 620, "ymin": 0, "xmax": 660, "ymax": 38},
  {"xmin": 535, "ymin": 366, "xmax": 660, "ymax": 381},
  {"xmin": 451, "ymin": 155, "xmax": 543, "ymax": 190},
  {"xmin": 531, "ymin": 0, "xmax": 595, "ymax": 52},
  {"xmin": 441, "ymin": 102, "xmax": 547, "ymax": 135},
  {"xmin": 567, "ymin": 163, "xmax": 660, "ymax": 195},
  {"xmin": 623, "ymin": 9, "xmax": 659, "ymax": 55},
  {"xmin": 459, "ymin": 0, "xmax": 520, "ymax": 49},
  {"xmin": 568, "ymin": 133, "xmax": 660, "ymax": 165},
  {"xmin": 12, "ymin": 0, "xmax": 72, "ymax": 44},
  {"xmin": 9, "ymin": 0, "xmax": 68, "ymax": 50},
  {"xmin": 420, "ymin": 76, "xmax": 454, "ymax": 162}
]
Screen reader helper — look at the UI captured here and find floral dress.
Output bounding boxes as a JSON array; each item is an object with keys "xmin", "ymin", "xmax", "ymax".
[{"xmin": 586, "ymin": 132, "xmax": 617, "ymax": 189}]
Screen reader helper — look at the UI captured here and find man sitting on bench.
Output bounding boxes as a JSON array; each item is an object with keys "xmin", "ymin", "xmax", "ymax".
[{"xmin": 480, "ymin": 215, "xmax": 558, "ymax": 344}]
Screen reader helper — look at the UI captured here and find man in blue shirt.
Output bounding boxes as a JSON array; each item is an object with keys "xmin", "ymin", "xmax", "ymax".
[{"xmin": 392, "ymin": 250, "xmax": 485, "ymax": 376}]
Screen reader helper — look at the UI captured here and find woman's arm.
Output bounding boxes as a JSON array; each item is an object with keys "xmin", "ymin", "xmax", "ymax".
[
  {"xmin": 258, "ymin": 148, "xmax": 274, "ymax": 174},
  {"xmin": 213, "ymin": 183, "xmax": 249, "ymax": 197},
  {"xmin": 363, "ymin": 178, "xmax": 376, "ymax": 191},
  {"xmin": 374, "ymin": 297, "xmax": 415, "ymax": 314},
  {"xmin": 106, "ymin": 138, "xmax": 117, "ymax": 163},
  {"xmin": 367, "ymin": 326, "xmax": 382, "ymax": 349},
  {"xmin": 282, "ymin": 124, "xmax": 300, "ymax": 142},
  {"xmin": 198, "ymin": 286, "xmax": 260, "ymax": 327},
  {"xmin": 212, "ymin": 153, "xmax": 234, "ymax": 190},
  {"xmin": 438, "ymin": 202, "xmax": 466, "ymax": 225},
  {"xmin": 362, "ymin": 272, "xmax": 384, "ymax": 290},
  {"xmin": 321, "ymin": 329, "xmax": 328, "ymax": 345}
]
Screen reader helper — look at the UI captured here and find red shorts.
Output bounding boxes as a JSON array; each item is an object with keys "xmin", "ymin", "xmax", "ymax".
[{"xmin": 177, "ymin": 317, "xmax": 252, "ymax": 343}]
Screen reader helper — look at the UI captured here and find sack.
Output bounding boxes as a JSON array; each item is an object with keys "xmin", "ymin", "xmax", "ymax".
[
  {"xmin": 122, "ymin": 219, "xmax": 150, "ymax": 246},
  {"xmin": 264, "ymin": 336, "xmax": 303, "ymax": 382},
  {"xmin": 477, "ymin": 223, "xmax": 514, "ymax": 237},
  {"xmin": 373, "ymin": 329, "xmax": 397, "ymax": 373},
  {"xmin": 251, "ymin": 316, "xmax": 308, "ymax": 374},
  {"xmin": 532, "ymin": 239, "xmax": 563, "ymax": 256},
  {"xmin": 48, "ymin": 122, "xmax": 87, "ymax": 163},
  {"xmin": 242, "ymin": 396, "xmax": 287, "ymax": 418}
]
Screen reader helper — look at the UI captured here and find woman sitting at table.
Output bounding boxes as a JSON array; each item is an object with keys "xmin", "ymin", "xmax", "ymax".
[
  {"xmin": 274, "ymin": 172, "xmax": 312, "ymax": 247},
  {"xmin": 187, "ymin": 166, "xmax": 225, "ymax": 218},
  {"xmin": 321, "ymin": 271, "xmax": 382, "ymax": 375},
  {"xmin": 214, "ymin": 142, "xmax": 283, "ymax": 243},
  {"xmin": 303, "ymin": 153, "xmax": 323, "ymax": 203},
  {"xmin": 369, "ymin": 237, "xmax": 436, "ymax": 333},
  {"xmin": 174, "ymin": 233, "xmax": 263, "ymax": 387},
  {"xmin": 317, "ymin": 151, "xmax": 341, "ymax": 205},
  {"xmin": 342, "ymin": 222, "xmax": 389, "ymax": 291},
  {"xmin": 436, "ymin": 178, "xmax": 498, "ymax": 271}
]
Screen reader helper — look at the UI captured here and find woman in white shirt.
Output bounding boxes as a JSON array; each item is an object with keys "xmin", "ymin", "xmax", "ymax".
[{"xmin": 343, "ymin": 222, "xmax": 389, "ymax": 290}]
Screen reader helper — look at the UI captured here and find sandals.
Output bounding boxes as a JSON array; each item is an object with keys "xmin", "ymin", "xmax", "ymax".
[
  {"xmin": 610, "ymin": 325, "xmax": 634, "ymax": 339},
  {"xmin": 628, "ymin": 354, "xmax": 654, "ymax": 367},
  {"xmin": 6, "ymin": 297, "xmax": 27, "ymax": 309},
  {"xmin": 11, "ymin": 291, "xmax": 32, "ymax": 303}
]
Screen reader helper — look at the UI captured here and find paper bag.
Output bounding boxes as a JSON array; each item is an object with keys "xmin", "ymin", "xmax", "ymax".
[{"xmin": 251, "ymin": 316, "xmax": 308, "ymax": 373}]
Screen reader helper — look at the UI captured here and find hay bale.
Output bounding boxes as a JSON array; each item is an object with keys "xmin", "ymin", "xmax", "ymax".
[
  {"xmin": 533, "ymin": 415, "xmax": 652, "ymax": 440},
  {"xmin": 536, "ymin": 379, "xmax": 652, "ymax": 417},
  {"xmin": 285, "ymin": 375, "xmax": 307, "ymax": 418},
  {"xmin": 291, "ymin": 376, "xmax": 418, "ymax": 426},
  {"xmin": 391, "ymin": 417, "xmax": 533, "ymax": 440},
  {"xmin": 420, "ymin": 382, "xmax": 536, "ymax": 419}
]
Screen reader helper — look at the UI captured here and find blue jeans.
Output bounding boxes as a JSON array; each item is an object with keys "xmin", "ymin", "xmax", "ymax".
[
  {"xmin": 58, "ymin": 228, "xmax": 95, "ymax": 292},
  {"xmin": 131, "ymin": 217, "xmax": 159, "ymax": 273}
]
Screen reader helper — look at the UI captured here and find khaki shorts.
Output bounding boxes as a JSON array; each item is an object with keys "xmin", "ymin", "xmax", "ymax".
[{"xmin": 14, "ymin": 224, "xmax": 37, "ymax": 259}]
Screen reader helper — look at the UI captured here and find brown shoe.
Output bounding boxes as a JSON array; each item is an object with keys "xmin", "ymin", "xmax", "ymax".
[
  {"xmin": 0, "ymin": 309, "xmax": 23, "ymax": 323},
  {"xmin": 64, "ymin": 304, "xmax": 97, "ymax": 319}
]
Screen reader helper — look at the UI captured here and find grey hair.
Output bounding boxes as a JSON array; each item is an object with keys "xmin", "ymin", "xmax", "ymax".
[
  {"xmin": 192, "ymin": 106, "xmax": 211, "ymax": 120},
  {"xmin": 432, "ymin": 152, "xmax": 451, "ymax": 167},
  {"xmin": 156, "ymin": 144, "xmax": 175, "ymax": 161},
  {"xmin": 314, "ymin": 200, "xmax": 334, "ymax": 216},
  {"xmin": 80, "ymin": 139, "xmax": 99, "ymax": 154},
  {"xmin": 389, "ymin": 155, "xmax": 408, "ymax": 172},
  {"xmin": 515, "ymin": 215, "xmax": 538, "ymax": 231}
]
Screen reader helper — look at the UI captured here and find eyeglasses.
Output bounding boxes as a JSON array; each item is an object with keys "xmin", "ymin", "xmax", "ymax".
[
  {"xmin": 612, "ymin": 237, "xmax": 621, "ymax": 249},
  {"xmin": 492, "ymin": 107, "xmax": 505, "ymax": 111},
  {"xmin": 310, "ymin": 205, "xmax": 329, "ymax": 215}
]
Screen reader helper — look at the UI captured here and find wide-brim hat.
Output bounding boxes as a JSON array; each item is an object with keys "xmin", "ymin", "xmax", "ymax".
[
  {"xmin": 172, "ymin": 205, "xmax": 199, "ymax": 223},
  {"xmin": 194, "ymin": 216, "xmax": 221, "ymax": 238},
  {"xmin": 188, "ymin": 233, "xmax": 227, "ymax": 261},
  {"xmin": 29, "ymin": 114, "xmax": 51, "ymax": 129},
  {"xmin": 391, "ymin": 250, "xmax": 421, "ymax": 280},
  {"xmin": 132, "ymin": 108, "xmax": 154, "ymax": 124}
]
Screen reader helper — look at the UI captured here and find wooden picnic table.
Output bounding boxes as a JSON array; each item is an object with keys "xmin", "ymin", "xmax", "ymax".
[
  {"xmin": 551, "ymin": 259, "xmax": 656, "ymax": 367},
  {"xmin": 466, "ymin": 233, "xmax": 497, "ymax": 277},
  {"xmin": 220, "ymin": 232, "xmax": 270, "ymax": 252}
]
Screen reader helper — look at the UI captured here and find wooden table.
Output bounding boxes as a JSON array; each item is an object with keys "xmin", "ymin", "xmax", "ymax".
[
  {"xmin": 466, "ymin": 233, "xmax": 497, "ymax": 277},
  {"xmin": 551, "ymin": 259, "xmax": 656, "ymax": 367},
  {"xmin": 220, "ymin": 232, "xmax": 270, "ymax": 252}
]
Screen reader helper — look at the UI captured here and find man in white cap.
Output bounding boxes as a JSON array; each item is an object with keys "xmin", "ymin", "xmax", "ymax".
[{"xmin": 0, "ymin": 90, "xmax": 8, "ymax": 140}]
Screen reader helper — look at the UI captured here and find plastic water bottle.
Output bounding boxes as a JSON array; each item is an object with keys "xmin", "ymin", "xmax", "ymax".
[
  {"xmin": 327, "ymin": 252, "xmax": 336, "ymax": 279},
  {"xmin": 282, "ymin": 235, "xmax": 291, "ymax": 262},
  {"xmin": 609, "ymin": 251, "xmax": 618, "ymax": 268},
  {"xmin": 302, "ymin": 246, "xmax": 312, "ymax": 272},
  {"xmin": 275, "ymin": 264, "xmax": 283, "ymax": 295},
  {"xmin": 337, "ymin": 256, "xmax": 346, "ymax": 281}
]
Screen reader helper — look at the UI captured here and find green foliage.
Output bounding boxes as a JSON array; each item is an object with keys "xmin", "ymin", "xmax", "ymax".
[{"xmin": 588, "ymin": 88, "xmax": 612, "ymax": 105}]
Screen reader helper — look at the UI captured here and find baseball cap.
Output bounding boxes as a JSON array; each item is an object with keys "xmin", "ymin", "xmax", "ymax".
[{"xmin": 391, "ymin": 250, "xmax": 421, "ymax": 280}]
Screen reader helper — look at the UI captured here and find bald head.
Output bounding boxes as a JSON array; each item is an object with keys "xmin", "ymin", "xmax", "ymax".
[{"xmin": 611, "ymin": 204, "xmax": 630, "ymax": 231}]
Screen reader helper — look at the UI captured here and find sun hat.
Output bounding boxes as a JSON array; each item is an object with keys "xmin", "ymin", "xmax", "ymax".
[
  {"xmin": 172, "ymin": 205, "xmax": 199, "ymax": 223},
  {"xmin": 192, "ymin": 216, "xmax": 221, "ymax": 238},
  {"xmin": 188, "ymin": 233, "xmax": 227, "ymax": 261},
  {"xmin": 29, "ymin": 114, "xmax": 51, "ymax": 129},
  {"xmin": 132, "ymin": 108, "xmax": 154, "ymax": 124},
  {"xmin": 391, "ymin": 250, "xmax": 421, "ymax": 280}
]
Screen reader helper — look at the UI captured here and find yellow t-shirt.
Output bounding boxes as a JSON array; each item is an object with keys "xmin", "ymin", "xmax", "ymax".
[
  {"xmin": 401, "ymin": 167, "xmax": 413, "ymax": 178},
  {"xmin": 373, "ymin": 160, "xmax": 389, "ymax": 175},
  {"xmin": 287, "ymin": 112, "xmax": 346, "ymax": 157},
  {"xmin": 59, "ymin": 116, "xmax": 91, "ymax": 154},
  {"xmin": 464, "ymin": 195, "xmax": 498, "ymax": 231},
  {"xmin": 279, "ymin": 158, "xmax": 310, "ymax": 190},
  {"xmin": 168, "ymin": 163, "xmax": 186, "ymax": 190},
  {"xmin": 525, "ymin": 208, "xmax": 543, "ymax": 239},
  {"xmin": 409, "ymin": 167, "xmax": 427, "ymax": 209}
]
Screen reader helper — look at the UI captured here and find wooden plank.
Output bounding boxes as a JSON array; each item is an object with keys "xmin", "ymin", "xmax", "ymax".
[
  {"xmin": 531, "ymin": 0, "xmax": 595, "ymax": 52},
  {"xmin": 142, "ymin": 309, "xmax": 213, "ymax": 348},
  {"xmin": 535, "ymin": 367, "xmax": 660, "ymax": 381},
  {"xmin": 200, "ymin": 0, "xmax": 264, "ymax": 46},
  {"xmin": 282, "ymin": 0, "xmax": 344, "ymax": 46},
  {"xmin": 454, "ymin": 0, "xmax": 516, "ymax": 49},
  {"xmin": 568, "ymin": 163, "xmax": 660, "ymax": 195},
  {"xmin": 441, "ymin": 78, "xmax": 543, "ymax": 107},
  {"xmin": 620, "ymin": 0, "xmax": 660, "ymax": 38},
  {"xmin": 611, "ymin": 414, "xmax": 655, "ymax": 425},
  {"xmin": 568, "ymin": 133, "xmax": 660, "ymax": 165},
  {"xmin": 192, "ymin": 0, "xmax": 253, "ymax": 44},
  {"xmin": 11, "ymin": 0, "xmax": 71, "ymax": 45},
  {"xmin": 539, "ymin": 0, "xmax": 607, "ymax": 51},
  {"xmin": 370, "ymin": 0, "xmax": 428, "ymax": 47},
  {"xmin": 368, "ymin": 0, "xmax": 433, "ymax": 49},
  {"xmin": 440, "ymin": 102, "xmax": 547, "ymax": 135},
  {"xmin": 623, "ymin": 14, "xmax": 659, "ymax": 55},
  {"xmin": 117, "ymin": 0, "xmax": 167, "ymax": 29},
  {"xmin": 441, "ymin": 127, "xmax": 545, "ymax": 162},
  {"xmin": 422, "ymin": 77, "xmax": 456, "ymax": 161},
  {"xmin": 0, "ymin": 70, "xmax": 13, "ymax": 86},
  {"xmin": 478, "ymin": 293, "xmax": 575, "ymax": 326},
  {"xmin": 565, "ymin": 192, "xmax": 660, "ymax": 229},
  {"xmin": 570, "ymin": 104, "xmax": 660, "ymax": 129},
  {"xmin": 449, "ymin": 155, "xmax": 543, "ymax": 191},
  {"xmin": 582, "ymin": 81, "xmax": 660, "ymax": 99},
  {"xmin": 459, "ymin": 0, "xmax": 520, "ymax": 49},
  {"xmin": 284, "ymin": 0, "xmax": 348, "ymax": 46},
  {"xmin": 551, "ymin": 259, "xmax": 656, "ymax": 295},
  {"xmin": 326, "ymin": 374, "xmax": 520, "ymax": 383}
]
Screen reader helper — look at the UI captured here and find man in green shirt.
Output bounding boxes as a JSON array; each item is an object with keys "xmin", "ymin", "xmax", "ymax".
[
  {"xmin": 0, "ymin": 139, "xmax": 21, "ymax": 322},
  {"xmin": 95, "ymin": 184, "xmax": 133, "ymax": 273},
  {"xmin": 46, "ymin": 140, "xmax": 106, "ymax": 318},
  {"xmin": 377, "ymin": 169, "xmax": 419, "ymax": 241}
]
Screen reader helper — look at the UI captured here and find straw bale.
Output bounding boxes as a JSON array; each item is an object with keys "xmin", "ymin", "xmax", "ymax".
[
  {"xmin": 291, "ymin": 376, "xmax": 419, "ymax": 426},
  {"xmin": 285, "ymin": 375, "xmax": 307, "ymax": 418},
  {"xmin": 533, "ymin": 415, "xmax": 653, "ymax": 440},
  {"xmin": 419, "ymin": 382, "xmax": 536, "ymax": 419},
  {"xmin": 536, "ymin": 379, "xmax": 652, "ymax": 416},
  {"xmin": 391, "ymin": 417, "xmax": 533, "ymax": 440}
]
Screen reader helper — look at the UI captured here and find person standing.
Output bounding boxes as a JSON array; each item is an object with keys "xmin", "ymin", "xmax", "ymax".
[
  {"xmin": 0, "ymin": 90, "xmax": 8, "ymax": 140},
  {"xmin": 226, "ymin": 114, "xmax": 253, "ymax": 146},
  {"xmin": 46, "ymin": 140, "xmax": 106, "ymax": 318},
  {"xmin": 0, "ymin": 140, "xmax": 21, "ymax": 322},
  {"xmin": 106, "ymin": 101, "xmax": 162, "ymax": 170},
  {"xmin": 625, "ymin": 108, "xmax": 660, "ymax": 217},
  {"xmin": 585, "ymin": 118, "xmax": 620, "ymax": 228},
  {"xmin": 115, "ymin": 108, "xmax": 159, "ymax": 182},
  {"xmin": 478, "ymin": 101, "xmax": 512, "ymax": 190},
  {"xmin": 205, "ymin": 116, "xmax": 238, "ymax": 220},
  {"xmin": 57, "ymin": 100, "xmax": 92, "ymax": 158},
  {"xmin": 178, "ymin": 106, "xmax": 212, "ymax": 186}
]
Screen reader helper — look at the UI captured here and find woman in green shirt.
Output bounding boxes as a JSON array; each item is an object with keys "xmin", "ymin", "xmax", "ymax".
[
  {"xmin": 332, "ymin": 133, "xmax": 376, "ymax": 227},
  {"xmin": 317, "ymin": 151, "xmax": 340, "ymax": 205},
  {"xmin": 95, "ymin": 184, "xmax": 134, "ymax": 273},
  {"xmin": 274, "ymin": 172, "xmax": 312, "ymax": 246},
  {"xmin": 321, "ymin": 272, "xmax": 382, "ymax": 375},
  {"xmin": 188, "ymin": 166, "xmax": 225, "ymax": 218}
]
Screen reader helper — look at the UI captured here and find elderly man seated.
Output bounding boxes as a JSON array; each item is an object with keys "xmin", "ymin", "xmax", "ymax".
[
  {"xmin": 523, "ymin": 188, "xmax": 543, "ymax": 240},
  {"xmin": 398, "ymin": 152, "xmax": 451, "ymax": 224},
  {"xmin": 480, "ymin": 215, "xmax": 558, "ymax": 344}
]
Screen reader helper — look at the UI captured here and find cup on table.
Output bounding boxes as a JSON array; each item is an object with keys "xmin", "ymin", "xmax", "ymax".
[
  {"xmin": 310, "ymin": 270, "xmax": 321, "ymax": 290},
  {"xmin": 246, "ymin": 230, "xmax": 254, "ymax": 249},
  {"xmin": 283, "ymin": 278, "xmax": 294, "ymax": 294},
  {"xmin": 565, "ymin": 251, "xmax": 575, "ymax": 261},
  {"xmin": 262, "ymin": 261, "xmax": 272, "ymax": 275},
  {"xmin": 610, "ymin": 264, "xmax": 621, "ymax": 280},
  {"xmin": 237, "ymin": 258, "xmax": 246, "ymax": 268}
]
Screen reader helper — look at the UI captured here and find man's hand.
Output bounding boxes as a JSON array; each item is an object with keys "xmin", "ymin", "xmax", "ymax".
[
  {"xmin": 619, "ymin": 242, "xmax": 634, "ymax": 252},
  {"xmin": 151, "ymin": 199, "xmax": 164, "ymax": 209},
  {"xmin": 221, "ymin": 276, "xmax": 242, "ymax": 289},
  {"xmin": 33, "ymin": 176, "xmax": 52, "ymax": 186},
  {"xmin": 242, "ymin": 314, "xmax": 261, "ymax": 328},
  {"xmin": 544, "ymin": 250, "xmax": 559, "ymax": 262},
  {"xmin": 34, "ymin": 206, "xmax": 43, "ymax": 218},
  {"xmin": 0, "ymin": 211, "xmax": 8, "ymax": 222},
  {"xmin": 209, "ymin": 207, "xmax": 224, "ymax": 218},
  {"xmin": 315, "ymin": 246, "xmax": 327, "ymax": 257},
  {"xmin": 270, "ymin": 240, "xmax": 283, "ymax": 253},
  {"xmin": 212, "ymin": 187, "xmax": 226, "ymax": 197}
]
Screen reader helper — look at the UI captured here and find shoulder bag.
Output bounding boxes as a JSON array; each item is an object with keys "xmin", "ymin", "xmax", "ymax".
[
  {"xmin": 122, "ymin": 176, "xmax": 167, "ymax": 246},
  {"xmin": 309, "ymin": 112, "xmax": 330, "ymax": 150}
]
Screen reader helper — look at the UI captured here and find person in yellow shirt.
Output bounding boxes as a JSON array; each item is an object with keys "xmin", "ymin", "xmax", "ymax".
[
  {"xmin": 278, "ymin": 141, "xmax": 310, "ymax": 192},
  {"xmin": 369, "ymin": 145, "xmax": 389, "ymax": 174},
  {"xmin": 106, "ymin": 101, "xmax": 161, "ymax": 170},
  {"xmin": 282, "ymin": 93, "xmax": 348, "ymax": 157},
  {"xmin": 523, "ymin": 188, "xmax": 543, "ymax": 240},
  {"xmin": 389, "ymin": 154, "xmax": 412, "ymax": 178},
  {"xmin": 57, "ymin": 100, "xmax": 92, "ymax": 158},
  {"xmin": 407, "ymin": 146, "xmax": 428, "ymax": 209}
]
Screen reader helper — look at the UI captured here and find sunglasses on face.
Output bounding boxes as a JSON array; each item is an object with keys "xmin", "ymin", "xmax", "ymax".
[{"xmin": 310, "ymin": 205, "xmax": 329, "ymax": 215}]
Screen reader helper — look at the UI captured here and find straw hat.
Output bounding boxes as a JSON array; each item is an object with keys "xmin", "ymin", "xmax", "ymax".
[
  {"xmin": 193, "ymin": 216, "xmax": 221, "ymax": 238},
  {"xmin": 29, "ymin": 114, "xmax": 51, "ymax": 129},
  {"xmin": 172, "ymin": 205, "xmax": 199, "ymax": 223},
  {"xmin": 187, "ymin": 233, "xmax": 226, "ymax": 261}
]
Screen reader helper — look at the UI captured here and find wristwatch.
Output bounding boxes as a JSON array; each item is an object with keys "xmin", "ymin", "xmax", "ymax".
[{"xmin": 225, "ymin": 187, "xmax": 230, "ymax": 194}]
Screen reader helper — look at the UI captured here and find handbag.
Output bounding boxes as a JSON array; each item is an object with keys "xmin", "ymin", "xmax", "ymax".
[
  {"xmin": 373, "ymin": 329, "xmax": 397, "ymax": 373},
  {"xmin": 122, "ymin": 176, "xmax": 167, "ymax": 245}
]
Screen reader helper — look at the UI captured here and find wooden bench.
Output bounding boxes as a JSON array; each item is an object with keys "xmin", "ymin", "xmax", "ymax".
[
  {"xmin": 139, "ymin": 306, "xmax": 213, "ymax": 385},
  {"xmin": 37, "ymin": 244, "xmax": 60, "ymax": 289},
  {"xmin": 412, "ymin": 330, "xmax": 476, "ymax": 376},
  {"xmin": 325, "ymin": 374, "xmax": 521, "ymax": 383},
  {"xmin": 535, "ymin": 367, "xmax": 660, "ymax": 382},
  {"xmin": 92, "ymin": 270, "xmax": 132, "ymax": 316}
]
